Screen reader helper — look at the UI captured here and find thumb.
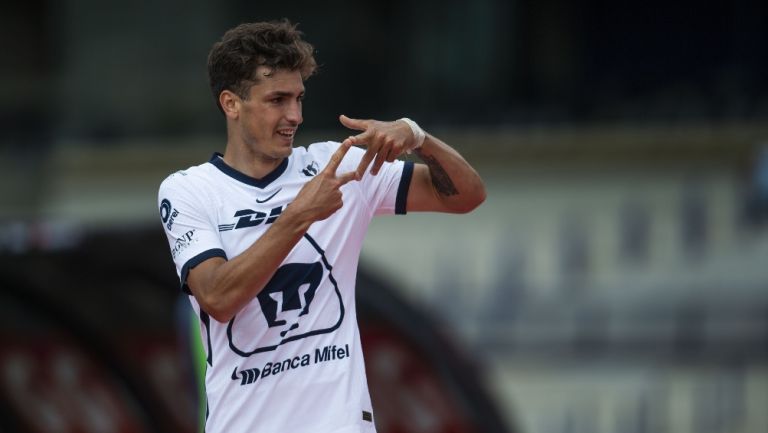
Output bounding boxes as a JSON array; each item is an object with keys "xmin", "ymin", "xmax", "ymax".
[{"xmin": 339, "ymin": 114, "xmax": 368, "ymax": 132}]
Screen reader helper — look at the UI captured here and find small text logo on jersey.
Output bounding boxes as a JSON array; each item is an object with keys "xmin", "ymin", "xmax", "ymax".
[
  {"xmin": 256, "ymin": 188, "xmax": 282, "ymax": 204},
  {"xmin": 301, "ymin": 161, "xmax": 319, "ymax": 177}
]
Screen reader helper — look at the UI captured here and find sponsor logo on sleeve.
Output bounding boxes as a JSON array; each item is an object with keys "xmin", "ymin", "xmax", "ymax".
[
  {"xmin": 160, "ymin": 198, "xmax": 180, "ymax": 230},
  {"xmin": 171, "ymin": 229, "xmax": 197, "ymax": 259}
]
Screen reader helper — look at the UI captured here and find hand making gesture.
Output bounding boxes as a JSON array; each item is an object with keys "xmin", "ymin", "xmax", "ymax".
[
  {"xmin": 339, "ymin": 114, "xmax": 423, "ymax": 178},
  {"xmin": 291, "ymin": 140, "xmax": 360, "ymax": 222},
  {"xmin": 340, "ymin": 113, "xmax": 486, "ymax": 214}
]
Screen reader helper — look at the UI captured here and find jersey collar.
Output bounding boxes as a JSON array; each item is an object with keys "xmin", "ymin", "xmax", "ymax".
[{"xmin": 208, "ymin": 152, "xmax": 289, "ymax": 189}]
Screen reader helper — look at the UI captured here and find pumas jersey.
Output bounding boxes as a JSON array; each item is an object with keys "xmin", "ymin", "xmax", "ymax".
[{"xmin": 158, "ymin": 141, "xmax": 413, "ymax": 433}]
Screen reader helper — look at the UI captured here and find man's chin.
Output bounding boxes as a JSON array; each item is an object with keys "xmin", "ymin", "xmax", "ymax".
[
  {"xmin": 276, "ymin": 135, "xmax": 295, "ymax": 147},
  {"xmin": 272, "ymin": 142, "xmax": 294, "ymax": 159}
]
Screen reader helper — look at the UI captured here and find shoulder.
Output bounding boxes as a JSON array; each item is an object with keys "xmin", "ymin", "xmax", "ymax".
[
  {"xmin": 305, "ymin": 141, "xmax": 339, "ymax": 157},
  {"xmin": 158, "ymin": 160, "xmax": 219, "ymax": 199}
]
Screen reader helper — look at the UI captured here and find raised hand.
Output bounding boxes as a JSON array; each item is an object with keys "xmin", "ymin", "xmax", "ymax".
[
  {"xmin": 290, "ymin": 140, "xmax": 359, "ymax": 222},
  {"xmin": 339, "ymin": 114, "xmax": 419, "ymax": 177}
]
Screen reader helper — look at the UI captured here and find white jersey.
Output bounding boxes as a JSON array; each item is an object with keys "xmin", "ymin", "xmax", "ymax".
[{"xmin": 158, "ymin": 141, "xmax": 413, "ymax": 433}]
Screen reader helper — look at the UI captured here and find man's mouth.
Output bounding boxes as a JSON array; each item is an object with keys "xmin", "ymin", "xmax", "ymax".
[{"xmin": 277, "ymin": 129, "xmax": 295, "ymax": 139}]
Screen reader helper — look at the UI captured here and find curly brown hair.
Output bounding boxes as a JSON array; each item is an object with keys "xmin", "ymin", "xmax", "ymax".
[{"xmin": 207, "ymin": 20, "xmax": 317, "ymax": 113}]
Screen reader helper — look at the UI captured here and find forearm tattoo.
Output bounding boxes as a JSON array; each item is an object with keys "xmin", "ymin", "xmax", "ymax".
[{"xmin": 416, "ymin": 151, "xmax": 459, "ymax": 197}]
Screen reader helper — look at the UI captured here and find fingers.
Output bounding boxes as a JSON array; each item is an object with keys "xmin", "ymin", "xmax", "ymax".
[
  {"xmin": 340, "ymin": 115, "xmax": 407, "ymax": 177},
  {"xmin": 323, "ymin": 140, "xmax": 353, "ymax": 176},
  {"xmin": 340, "ymin": 115, "xmax": 377, "ymax": 149},
  {"xmin": 356, "ymin": 147, "xmax": 376, "ymax": 178},
  {"xmin": 322, "ymin": 141, "xmax": 363, "ymax": 186},
  {"xmin": 336, "ymin": 170, "xmax": 358, "ymax": 186},
  {"xmin": 384, "ymin": 146, "xmax": 399, "ymax": 163},
  {"xmin": 355, "ymin": 139, "xmax": 405, "ymax": 177},
  {"xmin": 370, "ymin": 148, "xmax": 388, "ymax": 176},
  {"xmin": 339, "ymin": 114, "xmax": 369, "ymax": 132}
]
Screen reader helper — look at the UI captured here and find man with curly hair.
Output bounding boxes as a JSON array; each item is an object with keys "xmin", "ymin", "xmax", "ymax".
[{"xmin": 159, "ymin": 20, "xmax": 485, "ymax": 433}]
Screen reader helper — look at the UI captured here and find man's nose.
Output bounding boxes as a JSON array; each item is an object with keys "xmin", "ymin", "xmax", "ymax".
[{"xmin": 286, "ymin": 101, "xmax": 303, "ymax": 124}]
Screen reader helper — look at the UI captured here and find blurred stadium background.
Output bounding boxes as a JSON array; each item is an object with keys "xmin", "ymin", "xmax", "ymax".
[{"xmin": 2, "ymin": 0, "xmax": 768, "ymax": 432}]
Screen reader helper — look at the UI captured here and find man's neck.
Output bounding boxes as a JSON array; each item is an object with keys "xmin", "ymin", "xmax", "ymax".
[{"xmin": 222, "ymin": 142, "xmax": 286, "ymax": 180}]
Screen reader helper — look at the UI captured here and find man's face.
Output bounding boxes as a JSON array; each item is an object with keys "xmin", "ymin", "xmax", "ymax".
[{"xmin": 236, "ymin": 67, "xmax": 305, "ymax": 161}]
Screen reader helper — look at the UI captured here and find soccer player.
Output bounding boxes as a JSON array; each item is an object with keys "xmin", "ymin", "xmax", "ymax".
[{"xmin": 158, "ymin": 20, "xmax": 485, "ymax": 433}]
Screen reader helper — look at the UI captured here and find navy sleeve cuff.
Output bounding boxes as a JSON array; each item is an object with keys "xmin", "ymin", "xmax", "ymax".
[
  {"xmin": 180, "ymin": 248, "xmax": 227, "ymax": 294},
  {"xmin": 395, "ymin": 161, "xmax": 414, "ymax": 215}
]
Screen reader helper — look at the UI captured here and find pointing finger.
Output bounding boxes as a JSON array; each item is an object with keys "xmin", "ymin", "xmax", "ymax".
[
  {"xmin": 324, "ymin": 141, "xmax": 353, "ymax": 176},
  {"xmin": 339, "ymin": 114, "xmax": 369, "ymax": 132}
]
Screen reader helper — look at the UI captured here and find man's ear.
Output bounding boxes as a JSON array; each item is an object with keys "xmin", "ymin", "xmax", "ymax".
[{"xmin": 219, "ymin": 90, "xmax": 240, "ymax": 119}]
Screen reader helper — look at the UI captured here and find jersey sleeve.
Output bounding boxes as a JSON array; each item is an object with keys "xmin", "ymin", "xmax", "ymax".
[
  {"xmin": 327, "ymin": 142, "xmax": 414, "ymax": 216},
  {"xmin": 158, "ymin": 173, "xmax": 227, "ymax": 293}
]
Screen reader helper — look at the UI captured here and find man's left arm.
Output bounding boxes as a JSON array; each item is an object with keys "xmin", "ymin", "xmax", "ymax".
[
  {"xmin": 406, "ymin": 135, "xmax": 485, "ymax": 213},
  {"xmin": 340, "ymin": 115, "xmax": 486, "ymax": 214}
]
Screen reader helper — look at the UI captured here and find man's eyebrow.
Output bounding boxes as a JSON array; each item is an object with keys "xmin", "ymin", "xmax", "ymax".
[{"xmin": 265, "ymin": 90, "xmax": 305, "ymax": 98}]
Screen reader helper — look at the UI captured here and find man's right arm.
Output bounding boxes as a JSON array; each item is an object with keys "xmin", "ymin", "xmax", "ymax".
[{"xmin": 187, "ymin": 141, "xmax": 358, "ymax": 323}]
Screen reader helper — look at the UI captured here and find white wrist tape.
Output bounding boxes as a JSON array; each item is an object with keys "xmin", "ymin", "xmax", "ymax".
[{"xmin": 399, "ymin": 117, "xmax": 426, "ymax": 154}]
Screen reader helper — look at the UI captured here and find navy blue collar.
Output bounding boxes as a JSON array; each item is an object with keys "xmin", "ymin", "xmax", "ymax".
[{"xmin": 208, "ymin": 152, "xmax": 288, "ymax": 189}]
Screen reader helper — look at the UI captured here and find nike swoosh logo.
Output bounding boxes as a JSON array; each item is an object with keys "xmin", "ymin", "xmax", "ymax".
[{"xmin": 256, "ymin": 188, "xmax": 282, "ymax": 204}]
